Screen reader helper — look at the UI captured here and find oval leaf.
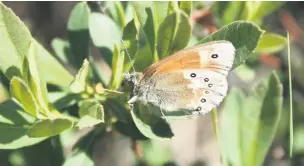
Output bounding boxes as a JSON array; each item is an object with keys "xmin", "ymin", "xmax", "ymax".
[
  {"xmin": 26, "ymin": 40, "xmax": 52, "ymax": 115},
  {"xmin": 254, "ymin": 72, "xmax": 283, "ymax": 166},
  {"xmin": 109, "ymin": 45, "xmax": 124, "ymax": 90},
  {"xmin": 77, "ymin": 100, "xmax": 104, "ymax": 129},
  {"xmin": 48, "ymin": 92, "xmax": 83, "ymax": 110},
  {"xmin": 67, "ymin": 2, "xmax": 91, "ymax": 68},
  {"xmin": 70, "ymin": 59, "xmax": 89, "ymax": 93},
  {"xmin": 0, "ymin": 100, "xmax": 46, "ymax": 149},
  {"xmin": 51, "ymin": 38, "xmax": 71, "ymax": 64},
  {"xmin": 219, "ymin": 72, "xmax": 282, "ymax": 166},
  {"xmin": 105, "ymin": 1, "xmax": 126, "ymax": 28},
  {"xmin": 0, "ymin": 2, "xmax": 31, "ymax": 79},
  {"xmin": 244, "ymin": 2, "xmax": 284, "ymax": 22},
  {"xmin": 63, "ymin": 152, "xmax": 94, "ymax": 166},
  {"xmin": 34, "ymin": 39, "xmax": 74, "ymax": 88},
  {"xmin": 79, "ymin": 100, "xmax": 104, "ymax": 120},
  {"xmin": 157, "ymin": 10, "xmax": 191, "ymax": 59},
  {"xmin": 256, "ymin": 33, "xmax": 287, "ymax": 53},
  {"xmin": 179, "ymin": 1, "xmax": 192, "ymax": 16},
  {"xmin": 132, "ymin": 2, "xmax": 168, "ymax": 62},
  {"xmin": 27, "ymin": 118, "xmax": 73, "ymax": 138},
  {"xmin": 10, "ymin": 77, "xmax": 37, "ymax": 117},
  {"xmin": 131, "ymin": 102, "xmax": 174, "ymax": 141},
  {"xmin": 89, "ymin": 13, "xmax": 121, "ymax": 66}
]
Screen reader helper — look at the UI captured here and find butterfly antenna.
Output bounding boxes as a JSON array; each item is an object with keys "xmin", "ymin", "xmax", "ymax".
[{"xmin": 120, "ymin": 39, "xmax": 136, "ymax": 75}]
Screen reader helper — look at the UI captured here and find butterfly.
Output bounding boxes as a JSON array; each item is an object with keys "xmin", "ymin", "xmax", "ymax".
[{"xmin": 124, "ymin": 40, "xmax": 235, "ymax": 119}]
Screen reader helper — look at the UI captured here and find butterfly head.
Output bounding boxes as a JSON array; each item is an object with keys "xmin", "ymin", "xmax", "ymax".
[
  {"xmin": 124, "ymin": 72, "xmax": 143, "ymax": 89},
  {"xmin": 124, "ymin": 72, "xmax": 144, "ymax": 105}
]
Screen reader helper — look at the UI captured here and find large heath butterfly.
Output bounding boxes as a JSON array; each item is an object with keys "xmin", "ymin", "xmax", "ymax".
[{"xmin": 125, "ymin": 40, "xmax": 235, "ymax": 118}]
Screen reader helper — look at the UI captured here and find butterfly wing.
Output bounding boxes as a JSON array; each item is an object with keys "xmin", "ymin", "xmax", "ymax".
[
  {"xmin": 135, "ymin": 41, "xmax": 235, "ymax": 116},
  {"xmin": 143, "ymin": 41, "xmax": 235, "ymax": 77}
]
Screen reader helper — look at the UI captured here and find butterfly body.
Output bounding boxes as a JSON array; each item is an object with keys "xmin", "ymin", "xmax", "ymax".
[{"xmin": 125, "ymin": 41, "xmax": 235, "ymax": 117}]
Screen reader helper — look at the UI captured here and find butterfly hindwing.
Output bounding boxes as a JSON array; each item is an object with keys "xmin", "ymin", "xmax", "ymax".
[{"xmin": 133, "ymin": 41, "xmax": 236, "ymax": 117}]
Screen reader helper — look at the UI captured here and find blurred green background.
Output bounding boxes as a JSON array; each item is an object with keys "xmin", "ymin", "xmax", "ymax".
[{"xmin": 0, "ymin": 1, "xmax": 303, "ymax": 166}]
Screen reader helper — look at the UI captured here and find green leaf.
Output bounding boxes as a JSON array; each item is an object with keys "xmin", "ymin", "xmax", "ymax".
[
  {"xmin": 96, "ymin": 89, "xmax": 123, "ymax": 99},
  {"xmin": 219, "ymin": 72, "xmax": 282, "ymax": 166},
  {"xmin": 152, "ymin": 2, "xmax": 170, "ymax": 28},
  {"xmin": 109, "ymin": 45, "xmax": 124, "ymax": 90},
  {"xmin": 89, "ymin": 12, "xmax": 121, "ymax": 66},
  {"xmin": 67, "ymin": 2, "xmax": 91, "ymax": 69},
  {"xmin": 0, "ymin": 82, "xmax": 9, "ymax": 102},
  {"xmin": 79, "ymin": 100, "xmax": 104, "ymax": 119},
  {"xmin": 131, "ymin": 102, "xmax": 174, "ymax": 141},
  {"xmin": 233, "ymin": 64, "xmax": 256, "ymax": 82},
  {"xmin": 76, "ymin": 116, "xmax": 103, "ymax": 130},
  {"xmin": 249, "ymin": 72, "xmax": 282, "ymax": 166},
  {"xmin": 10, "ymin": 77, "xmax": 37, "ymax": 117},
  {"xmin": 179, "ymin": 1, "xmax": 192, "ymax": 16},
  {"xmin": 213, "ymin": 2, "xmax": 283, "ymax": 25},
  {"xmin": 104, "ymin": 99, "xmax": 129, "ymax": 123},
  {"xmin": 0, "ymin": 2, "xmax": 31, "ymax": 79},
  {"xmin": 212, "ymin": 2, "xmax": 230, "ymax": 20},
  {"xmin": 63, "ymin": 152, "xmax": 94, "ymax": 166},
  {"xmin": 105, "ymin": 1, "xmax": 126, "ymax": 28},
  {"xmin": 70, "ymin": 59, "xmax": 89, "ymax": 93},
  {"xmin": 140, "ymin": 140, "xmax": 173, "ymax": 165},
  {"xmin": 218, "ymin": 89, "xmax": 244, "ymax": 166},
  {"xmin": 77, "ymin": 100, "xmax": 104, "ymax": 129},
  {"xmin": 243, "ymin": 2, "xmax": 284, "ymax": 23},
  {"xmin": 168, "ymin": 1, "xmax": 179, "ymax": 14},
  {"xmin": 256, "ymin": 33, "xmax": 287, "ymax": 53},
  {"xmin": 132, "ymin": 2, "xmax": 169, "ymax": 62},
  {"xmin": 51, "ymin": 38, "xmax": 71, "ymax": 64},
  {"xmin": 132, "ymin": 2, "xmax": 167, "ymax": 32},
  {"xmin": 294, "ymin": 125, "xmax": 304, "ymax": 153},
  {"xmin": 123, "ymin": 20, "xmax": 137, "ymax": 41},
  {"xmin": 198, "ymin": 21, "xmax": 264, "ymax": 69},
  {"xmin": 26, "ymin": 40, "xmax": 51, "ymax": 115},
  {"xmin": 222, "ymin": 2, "xmax": 244, "ymax": 25},
  {"xmin": 34, "ymin": 39, "xmax": 74, "ymax": 88},
  {"xmin": 27, "ymin": 118, "xmax": 73, "ymax": 138},
  {"xmin": 157, "ymin": 10, "xmax": 191, "ymax": 59},
  {"xmin": 0, "ymin": 100, "xmax": 46, "ymax": 149},
  {"xmin": 48, "ymin": 92, "xmax": 83, "ymax": 110},
  {"xmin": 133, "ymin": 44, "xmax": 154, "ymax": 71},
  {"xmin": 114, "ymin": 120, "xmax": 147, "ymax": 140},
  {"xmin": 122, "ymin": 20, "xmax": 138, "ymax": 72},
  {"xmin": 124, "ymin": 3, "xmax": 134, "ymax": 24},
  {"xmin": 88, "ymin": 57, "xmax": 110, "ymax": 87},
  {"xmin": 64, "ymin": 129, "xmax": 103, "ymax": 166}
]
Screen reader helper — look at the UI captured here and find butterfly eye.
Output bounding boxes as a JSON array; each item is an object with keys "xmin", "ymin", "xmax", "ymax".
[
  {"xmin": 201, "ymin": 98, "xmax": 206, "ymax": 103},
  {"xmin": 211, "ymin": 54, "xmax": 218, "ymax": 59},
  {"xmin": 190, "ymin": 73, "xmax": 196, "ymax": 78},
  {"xmin": 196, "ymin": 106, "xmax": 202, "ymax": 111},
  {"xmin": 208, "ymin": 83, "xmax": 213, "ymax": 88},
  {"xmin": 204, "ymin": 78, "xmax": 209, "ymax": 82}
]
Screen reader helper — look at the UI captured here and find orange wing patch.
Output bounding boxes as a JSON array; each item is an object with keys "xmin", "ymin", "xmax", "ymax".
[
  {"xmin": 142, "ymin": 41, "xmax": 231, "ymax": 78},
  {"xmin": 158, "ymin": 52, "xmax": 201, "ymax": 73},
  {"xmin": 143, "ymin": 51, "xmax": 201, "ymax": 77}
]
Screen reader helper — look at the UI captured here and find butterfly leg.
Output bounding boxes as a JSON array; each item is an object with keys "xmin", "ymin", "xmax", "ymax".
[
  {"xmin": 156, "ymin": 101, "xmax": 169, "ymax": 122},
  {"xmin": 159, "ymin": 107, "xmax": 169, "ymax": 122}
]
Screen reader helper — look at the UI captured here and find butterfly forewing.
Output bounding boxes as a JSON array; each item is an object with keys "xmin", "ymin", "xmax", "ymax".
[{"xmin": 134, "ymin": 41, "xmax": 235, "ymax": 116}]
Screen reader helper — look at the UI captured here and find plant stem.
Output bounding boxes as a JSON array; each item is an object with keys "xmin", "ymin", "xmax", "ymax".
[{"xmin": 287, "ymin": 31, "xmax": 293, "ymax": 158}]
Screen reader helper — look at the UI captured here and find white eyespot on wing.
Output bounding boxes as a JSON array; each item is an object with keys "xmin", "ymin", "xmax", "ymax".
[
  {"xmin": 196, "ymin": 41, "xmax": 235, "ymax": 75},
  {"xmin": 183, "ymin": 69, "xmax": 228, "ymax": 95}
]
